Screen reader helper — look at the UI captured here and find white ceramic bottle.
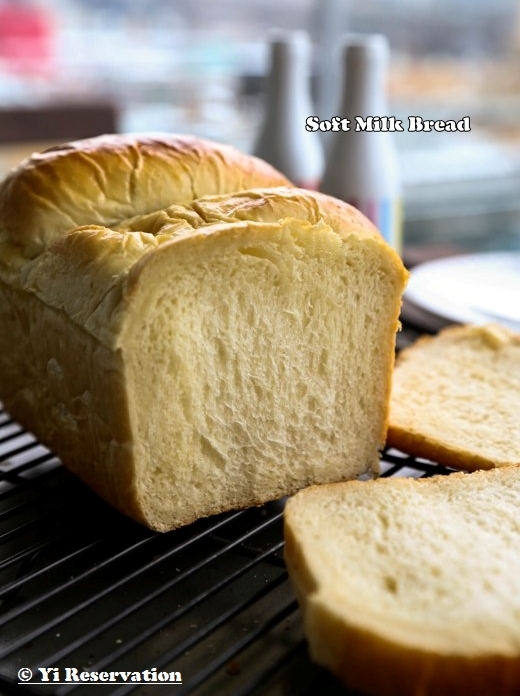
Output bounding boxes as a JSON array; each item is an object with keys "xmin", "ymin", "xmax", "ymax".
[
  {"xmin": 320, "ymin": 34, "xmax": 402, "ymax": 252},
  {"xmin": 253, "ymin": 30, "xmax": 324, "ymax": 190}
]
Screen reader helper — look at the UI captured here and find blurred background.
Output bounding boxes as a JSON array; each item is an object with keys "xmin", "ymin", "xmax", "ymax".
[{"xmin": 0, "ymin": 0, "xmax": 520, "ymax": 255}]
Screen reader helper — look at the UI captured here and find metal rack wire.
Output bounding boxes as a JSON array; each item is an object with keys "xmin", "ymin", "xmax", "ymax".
[{"xmin": 0, "ymin": 372, "xmax": 450, "ymax": 696}]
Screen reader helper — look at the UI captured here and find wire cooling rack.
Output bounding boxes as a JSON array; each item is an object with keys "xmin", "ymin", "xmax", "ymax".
[
  {"xmin": 0, "ymin": 308, "xmax": 452, "ymax": 696},
  {"xmin": 0, "ymin": 402, "xmax": 453, "ymax": 696}
]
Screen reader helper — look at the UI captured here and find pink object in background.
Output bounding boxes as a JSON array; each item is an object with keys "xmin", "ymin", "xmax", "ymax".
[{"xmin": 0, "ymin": 0, "xmax": 55, "ymax": 77}]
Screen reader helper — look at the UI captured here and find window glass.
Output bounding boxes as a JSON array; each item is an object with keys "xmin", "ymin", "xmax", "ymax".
[{"xmin": 0, "ymin": 0, "xmax": 519, "ymax": 251}]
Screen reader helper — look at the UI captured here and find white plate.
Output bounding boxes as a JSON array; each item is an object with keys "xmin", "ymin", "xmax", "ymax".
[{"xmin": 405, "ymin": 251, "xmax": 520, "ymax": 331}]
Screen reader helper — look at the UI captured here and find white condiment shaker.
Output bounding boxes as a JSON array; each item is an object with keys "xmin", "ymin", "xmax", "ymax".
[
  {"xmin": 320, "ymin": 34, "xmax": 402, "ymax": 252},
  {"xmin": 254, "ymin": 30, "xmax": 324, "ymax": 190}
]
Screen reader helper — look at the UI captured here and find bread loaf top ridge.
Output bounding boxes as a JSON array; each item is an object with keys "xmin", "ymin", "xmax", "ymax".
[
  {"xmin": 0, "ymin": 134, "xmax": 402, "ymax": 352},
  {"xmin": 0, "ymin": 132, "xmax": 291, "ymax": 259}
]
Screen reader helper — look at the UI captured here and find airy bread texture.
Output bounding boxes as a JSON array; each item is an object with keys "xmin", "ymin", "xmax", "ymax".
[
  {"xmin": 0, "ymin": 133, "xmax": 407, "ymax": 531},
  {"xmin": 284, "ymin": 469, "xmax": 520, "ymax": 696},
  {"xmin": 387, "ymin": 323, "xmax": 520, "ymax": 470}
]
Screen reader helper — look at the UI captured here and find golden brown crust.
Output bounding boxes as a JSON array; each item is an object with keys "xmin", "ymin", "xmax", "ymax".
[
  {"xmin": 320, "ymin": 617, "xmax": 520, "ymax": 696},
  {"xmin": 0, "ymin": 132, "xmax": 291, "ymax": 258},
  {"xmin": 386, "ymin": 424, "xmax": 500, "ymax": 471}
]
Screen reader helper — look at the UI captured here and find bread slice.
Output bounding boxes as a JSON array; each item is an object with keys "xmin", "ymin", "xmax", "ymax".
[
  {"xmin": 0, "ymin": 133, "xmax": 407, "ymax": 531},
  {"xmin": 387, "ymin": 323, "xmax": 520, "ymax": 471},
  {"xmin": 284, "ymin": 469, "xmax": 520, "ymax": 696}
]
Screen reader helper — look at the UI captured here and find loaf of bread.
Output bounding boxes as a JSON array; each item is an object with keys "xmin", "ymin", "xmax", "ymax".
[
  {"xmin": 284, "ymin": 468, "xmax": 520, "ymax": 696},
  {"xmin": 387, "ymin": 323, "xmax": 520, "ymax": 470},
  {"xmin": 0, "ymin": 133, "xmax": 407, "ymax": 531}
]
